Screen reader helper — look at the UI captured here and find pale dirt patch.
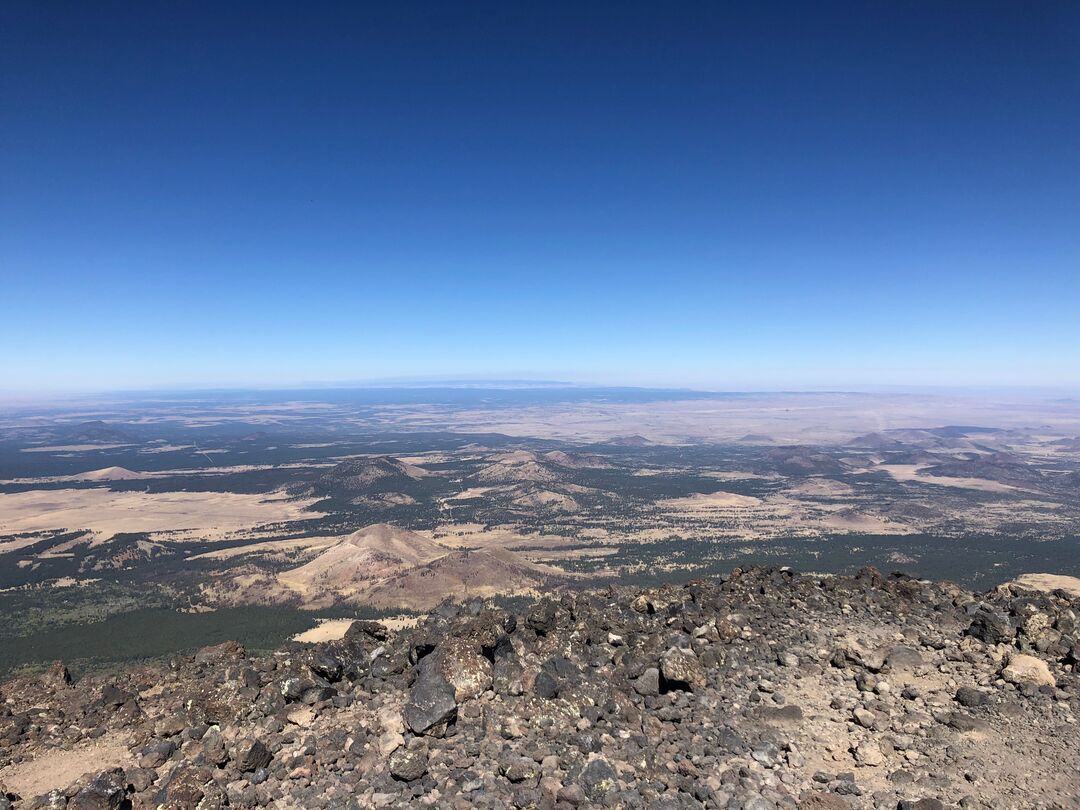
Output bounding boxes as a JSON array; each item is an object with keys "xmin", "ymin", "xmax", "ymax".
[
  {"xmin": 785, "ymin": 478, "xmax": 856, "ymax": 497},
  {"xmin": 0, "ymin": 488, "xmax": 324, "ymax": 543},
  {"xmin": 0, "ymin": 460, "xmax": 335, "ymax": 487},
  {"xmin": 874, "ymin": 464, "xmax": 1016, "ymax": 493},
  {"xmin": 817, "ymin": 510, "xmax": 912, "ymax": 534},
  {"xmin": 71, "ymin": 466, "xmax": 147, "ymax": 482},
  {"xmin": 442, "ymin": 487, "xmax": 499, "ymax": 501},
  {"xmin": 424, "ymin": 524, "xmax": 577, "ymax": 551},
  {"xmin": 20, "ymin": 444, "xmax": 132, "ymax": 453},
  {"xmin": 701, "ymin": 470, "xmax": 779, "ymax": 481},
  {"xmin": 41, "ymin": 575, "xmax": 102, "ymax": 589},
  {"xmin": 429, "ymin": 521, "xmax": 488, "ymax": 536},
  {"xmin": 523, "ymin": 546, "xmax": 619, "ymax": 562},
  {"xmin": 0, "ymin": 733, "xmax": 133, "ymax": 798},
  {"xmin": 379, "ymin": 615, "xmax": 420, "ymax": 632},
  {"xmin": 292, "ymin": 618, "xmax": 357, "ymax": 643},
  {"xmin": 1007, "ymin": 573, "xmax": 1080, "ymax": 598},
  {"xmin": 395, "ymin": 453, "xmax": 457, "ymax": 464},
  {"xmin": 189, "ymin": 536, "xmax": 340, "ymax": 561},
  {"xmin": 659, "ymin": 491, "xmax": 763, "ymax": 509},
  {"xmin": 0, "ymin": 533, "xmax": 58, "ymax": 554}
]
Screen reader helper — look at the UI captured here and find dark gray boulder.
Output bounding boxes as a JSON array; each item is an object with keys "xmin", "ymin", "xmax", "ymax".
[
  {"xmin": 403, "ymin": 661, "xmax": 457, "ymax": 736},
  {"xmin": 68, "ymin": 769, "xmax": 126, "ymax": 810},
  {"xmin": 234, "ymin": 738, "xmax": 272, "ymax": 772}
]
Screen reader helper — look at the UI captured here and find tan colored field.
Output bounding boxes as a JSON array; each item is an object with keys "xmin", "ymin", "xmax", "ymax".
[
  {"xmin": 20, "ymin": 443, "xmax": 132, "ymax": 453},
  {"xmin": 189, "ymin": 535, "xmax": 340, "ymax": 561},
  {"xmin": 426, "ymin": 524, "xmax": 585, "ymax": 551},
  {"xmin": 72, "ymin": 466, "xmax": 147, "ymax": 482},
  {"xmin": 702, "ymin": 471, "xmax": 777, "ymax": 481},
  {"xmin": 364, "ymin": 393, "xmax": 1080, "ymax": 444},
  {"xmin": 291, "ymin": 618, "xmax": 357, "ymax": 643},
  {"xmin": 659, "ymin": 491, "xmax": 763, "ymax": 509},
  {"xmin": 291, "ymin": 614, "xmax": 421, "ymax": 642},
  {"xmin": 0, "ymin": 488, "xmax": 323, "ymax": 542},
  {"xmin": 1007, "ymin": 573, "xmax": 1080, "ymax": 597},
  {"xmin": 784, "ymin": 478, "xmax": 856, "ymax": 497},
  {"xmin": 874, "ymin": 464, "xmax": 1017, "ymax": 493}
]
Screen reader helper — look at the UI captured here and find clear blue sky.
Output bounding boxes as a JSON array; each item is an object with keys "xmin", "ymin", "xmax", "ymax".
[{"xmin": 2, "ymin": 1, "xmax": 1078, "ymax": 391}]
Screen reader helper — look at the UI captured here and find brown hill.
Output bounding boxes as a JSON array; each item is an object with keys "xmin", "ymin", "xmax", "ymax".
[
  {"xmin": 920, "ymin": 452, "xmax": 1044, "ymax": 485},
  {"xmin": 72, "ymin": 466, "xmax": 146, "ymax": 482},
  {"xmin": 607, "ymin": 434, "xmax": 657, "ymax": 446},
  {"xmin": 474, "ymin": 451, "xmax": 560, "ymax": 484},
  {"xmin": 317, "ymin": 456, "xmax": 428, "ymax": 493},
  {"xmin": 270, "ymin": 523, "xmax": 558, "ymax": 609},
  {"xmin": 278, "ymin": 523, "xmax": 447, "ymax": 602},
  {"xmin": 542, "ymin": 450, "xmax": 612, "ymax": 469},
  {"xmin": 360, "ymin": 547, "xmax": 561, "ymax": 610},
  {"xmin": 508, "ymin": 486, "xmax": 580, "ymax": 513},
  {"xmin": 759, "ymin": 446, "xmax": 851, "ymax": 477}
]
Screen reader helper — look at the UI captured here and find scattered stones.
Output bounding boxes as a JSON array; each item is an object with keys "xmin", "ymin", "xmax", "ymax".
[
  {"xmin": 2, "ymin": 567, "xmax": 1077, "ymax": 809},
  {"xmin": 798, "ymin": 795, "xmax": 852, "ymax": 809}
]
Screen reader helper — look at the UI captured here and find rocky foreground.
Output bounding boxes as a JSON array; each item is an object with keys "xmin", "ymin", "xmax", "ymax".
[{"xmin": 2, "ymin": 568, "xmax": 1080, "ymax": 810}]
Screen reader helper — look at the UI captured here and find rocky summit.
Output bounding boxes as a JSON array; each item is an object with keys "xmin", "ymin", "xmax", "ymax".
[{"xmin": 2, "ymin": 567, "xmax": 1080, "ymax": 810}]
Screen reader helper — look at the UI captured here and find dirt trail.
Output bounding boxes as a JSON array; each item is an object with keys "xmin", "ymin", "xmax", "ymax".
[{"xmin": 0, "ymin": 733, "xmax": 133, "ymax": 799}]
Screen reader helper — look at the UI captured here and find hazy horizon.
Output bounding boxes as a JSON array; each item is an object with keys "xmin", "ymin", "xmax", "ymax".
[{"xmin": 4, "ymin": 378, "xmax": 1080, "ymax": 401}]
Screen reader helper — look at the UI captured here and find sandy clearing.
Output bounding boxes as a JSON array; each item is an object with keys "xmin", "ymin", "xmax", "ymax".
[
  {"xmin": 362, "ymin": 392, "xmax": 1080, "ymax": 445},
  {"xmin": 72, "ymin": 466, "xmax": 147, "ymax": 482},
  {"xmin": 20, "ymin": 443, "xmax": 132, "ymax": 453},
  {"xmin": 291, "ymin": 615, "xmax": 423, "ymax": 643},
  {"xmin": 659, "ymin": 491, "xmax": 763, "ymax": 509},
  {"xmin": 292, "ymin": 618, "xmax": 357, "ymax": 643},
  {"xmin": 0, "ymin": 533, "xmax": 59, "ymax": 554},
  {"xmin": 701, "ymin": 471, "xmax": 778, "ymax": 481},
  {"xmin": 817, "ymin": 511, "xmax": 912, "ymax": 533},
  {"xmin": 189, "ymin": 535, "xmax": 340, "ymax": 561},
  {"xmin": 425, "ymin": 524, "xmax": 582, "ymax": 551},
  {"xmin": 523, "ymin": 546, "xmax": 619, "ymax": 561},
  {"xmin": 875, "ymin": 464, "xmax": 1016, "ymax": 493},
  {"xmin": 1007, "ymin": 573, "xmax": 1080, "ymax": 597},
  {"xmin": 0, "ymin": 460, "xmax": 336, "ymax": 487},
  {"xmin": 37, "ymin": 533, "xmax": 95, "ymax": 558},
  {"xmin": 50, "ymin": 576, "xmax": 97, "ymax": 587},
  {"xmin": 785, "ymin": 478, "xmax": 856, "ymax": 497},
  {"xmin": 380, "ymin": 615, "xmax": 420, "ymax": 631},
  {"xmin": 443, "ymin": 487, "xmax": 499, "ymax": 500},
  {"xmin": 0, "ymin": 488, "xmax": 324, "ymax": 542},
  {"xmin": 0, "ymin": 734, "xmax": 134, "ymax": 798}
]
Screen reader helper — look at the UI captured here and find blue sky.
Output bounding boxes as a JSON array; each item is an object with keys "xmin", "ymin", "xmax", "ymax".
[{"xmin": 2, "ymin": 1, "xmax": 1078, "ymax": 391}]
